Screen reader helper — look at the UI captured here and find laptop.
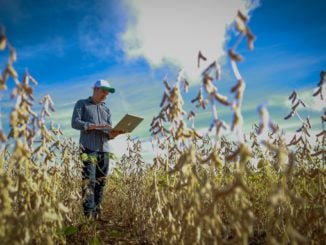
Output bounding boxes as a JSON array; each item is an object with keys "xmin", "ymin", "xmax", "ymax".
[{"xmin": 113, "ymin": 114, "xmax": 144, "ymax": 133}]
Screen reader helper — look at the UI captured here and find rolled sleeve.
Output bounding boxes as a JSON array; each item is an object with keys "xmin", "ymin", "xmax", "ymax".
[{"xmin": 71, "ymin": 100, "xmax": 89, "ymax": 131}]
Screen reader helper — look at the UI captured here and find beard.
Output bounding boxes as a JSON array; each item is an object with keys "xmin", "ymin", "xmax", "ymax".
[{"xmin": 100, "ymin": 95, "xmax": 107, "ymax": 102}]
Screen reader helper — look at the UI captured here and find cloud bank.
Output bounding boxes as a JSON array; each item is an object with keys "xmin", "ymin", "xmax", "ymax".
[{"xmin": 121, "ymin": 0, "xmax": 259, "ymax": 81}]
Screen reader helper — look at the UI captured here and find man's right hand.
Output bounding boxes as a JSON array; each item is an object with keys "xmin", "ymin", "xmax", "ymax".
[
  {"xmin": 88, "ymin": 124, "xmax": 112, "ymax": 130},
  {"xmin": 87, "ymin": 124, "xmax": 98, "ymax": 130}
]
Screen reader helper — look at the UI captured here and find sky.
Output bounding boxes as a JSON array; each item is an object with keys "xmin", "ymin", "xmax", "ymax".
[{"xmin": 0, "ymin": 0, "xmax": 325, "ymax": 161}]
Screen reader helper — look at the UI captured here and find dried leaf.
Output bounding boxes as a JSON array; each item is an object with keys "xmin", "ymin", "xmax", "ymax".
[
  {"xmin": 289, "ymin": 91, "xmax": 297, "ymax": 103},
  {"xmin": 284, "ymin": 111, "xmax": 294, "ymax": 120},
  {"xmin": 183, "ymin": 79, "xmax": 189, "ymax": 92},
  {"xmin": 164, "ymin": 79, "xmax": 171, "ymax": 91},
  {"xmin": 6, "ymin": 64, "xmax": 18, "ymax": 78},
  {"xmin": 291, "ymin": 101, "xmax": 300, "ymax": 111},
  {"xmin": 0, "ymin": 34, "xmax": 6, "ymax": 50},
  {"xmin": 0, "ymin": 129, "xmax": 7, "ymax": 142},
  {"xmin": 197, "ymin": 50, "xmax": 207, "ymax": 68},
  {"xmin": 9, "ymin": 47, "xmax": 17, "ymax": 62},
  {"xmin": 215, "ymin": 62, "xmax": 221, "ymax": 80},
  {"xmin": 247, "ymin": 29, "xmax": 255, "ymax": 50},
  {"xmin": 237, "ymin": 10, "xmax": 248, "ymax": 23},
  {"xmin": 228, "ymin": 49, "xmax": 243, "ymax": 62},
  {"xmin": 213, "ymin": 92, "xmax": 230, "ymax": 106},
  {"xmin": 235, "ymin": 17, "xmax": 247, "ymax": 34}
]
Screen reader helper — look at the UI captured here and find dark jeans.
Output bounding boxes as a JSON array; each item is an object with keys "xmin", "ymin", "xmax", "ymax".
[{"xmin": 81, "ymin": 148, "xmax": 109, "ymax": 218}]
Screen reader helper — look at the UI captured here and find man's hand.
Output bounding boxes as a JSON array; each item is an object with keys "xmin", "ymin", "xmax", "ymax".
[
  {"xmin": 109, "ymin": 129, "xmax": 125, "ymax": 139},
  {"xmin": 87, "ymin": 124, "xmax": 97, "ymax": 130},
  {"xmin": 87, "ymin": 124, "xmax": 112, "ymax": 131}
]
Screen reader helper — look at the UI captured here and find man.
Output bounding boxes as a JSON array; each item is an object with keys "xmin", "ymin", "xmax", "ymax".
[{"xmin": 71, "ymin": 79, "xmax": 122, "ymax": 219}]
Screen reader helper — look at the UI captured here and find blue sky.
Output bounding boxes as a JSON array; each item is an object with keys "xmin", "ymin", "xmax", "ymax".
[{"xmin": 0, "ymin": 0, "xmax": 325, "ymax": 159}]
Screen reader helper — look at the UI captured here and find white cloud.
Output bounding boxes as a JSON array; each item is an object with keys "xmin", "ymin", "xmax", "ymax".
[
  {"xmin": 299, "ymin": 86, "xmax": 326, "ymax": 112},
  {"xmin": 121, "ymin": 0, "xmax": 259, "ymax": 81},
  {"xmin": 278, "ymin": 86, "xmax": 325, "ymax": 113},
  {"xmin": 108, "ymin": 135, "xmax": 155, "ymax": 163},
  {"xmin": 108, "ymin": 134, "xmax": 128, "ymax": 158},
  {"xmin": 253, "ymin": 86, "xmax": 325, "ymax": 114}
]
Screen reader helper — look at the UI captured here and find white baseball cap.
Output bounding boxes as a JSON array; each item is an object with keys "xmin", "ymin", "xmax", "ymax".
[{"xmin": 94, "ymin": 80, "xmax": 115, "ymax": 93}]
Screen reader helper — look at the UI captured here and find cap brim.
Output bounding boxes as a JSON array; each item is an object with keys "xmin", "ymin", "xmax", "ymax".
[{"xmin": 101, "ymin": 86, "xmax": 115, "ymax": 93}]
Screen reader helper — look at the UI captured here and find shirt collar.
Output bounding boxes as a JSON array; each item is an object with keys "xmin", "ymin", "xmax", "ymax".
[{"xmin": 88, "ymin": 96, "xmax": 106, "ymax": 105}]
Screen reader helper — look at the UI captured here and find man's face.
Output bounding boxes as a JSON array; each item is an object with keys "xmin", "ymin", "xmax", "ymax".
[{"xmin": 94, "ymin": 87, "xmax": 109, "ymax": 103}]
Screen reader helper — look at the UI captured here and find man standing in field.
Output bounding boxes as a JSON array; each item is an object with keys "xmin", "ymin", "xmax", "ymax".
[{"xmin": 71, "ymin": 79, "xmax": 122, "ymax": 220}]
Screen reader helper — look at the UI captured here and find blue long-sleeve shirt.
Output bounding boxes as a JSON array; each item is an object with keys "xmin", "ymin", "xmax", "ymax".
[{"xmin": 71, "ymin": 97, "xmax": 112, "ymax": 152}]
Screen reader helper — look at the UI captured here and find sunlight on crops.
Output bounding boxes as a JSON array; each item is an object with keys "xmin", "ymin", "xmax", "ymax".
[{"xmin": 0, "ymin": 11, "xmax": 325, "ymax": 244}]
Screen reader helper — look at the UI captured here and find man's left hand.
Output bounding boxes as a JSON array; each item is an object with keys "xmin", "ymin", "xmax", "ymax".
[{"xmin": 109, "ymin": 130, "xmax": 125, "ymax": 139}]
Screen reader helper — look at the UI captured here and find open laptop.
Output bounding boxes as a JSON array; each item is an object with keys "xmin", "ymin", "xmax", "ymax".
[{"xmin": 113, "ymin": 114, "xmax": 144, "ymax": 133}]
